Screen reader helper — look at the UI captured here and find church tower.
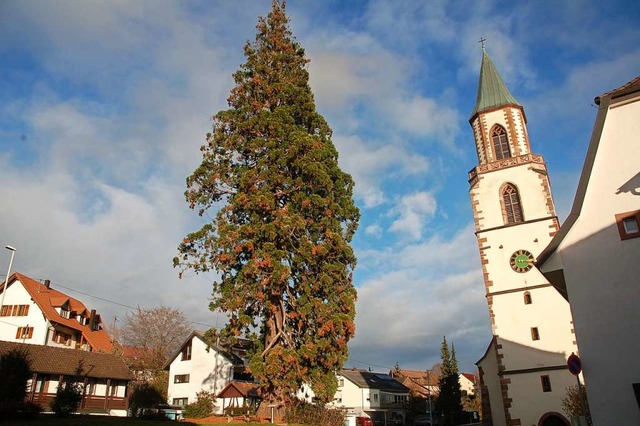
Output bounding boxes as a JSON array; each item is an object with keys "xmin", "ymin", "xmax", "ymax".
[{"xmin": 468, "ymin": 49, "xmax": 578, "ymax": 426}]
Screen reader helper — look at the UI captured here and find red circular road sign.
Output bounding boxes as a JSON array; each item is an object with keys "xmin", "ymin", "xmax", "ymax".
[{"xmin": 567, "ymin": 353, "xmax": 582, "ymax": 375}]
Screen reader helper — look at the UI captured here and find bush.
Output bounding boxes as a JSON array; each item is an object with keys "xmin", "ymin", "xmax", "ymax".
[
  {"xmin": 183, "ymin": 391, "xmax": 216, "ymax": 418},
  {"xmin": 50, "ymin": 381, "xmax": 83, "ymax": 417},
  {"xmin": 129, "ymin": 381, "xmax": 165, "ymax": 418},
  {"xmin": 284, "ymin": 401, "xmax": 345, "ymax": 426},
  {"xmin": 0, "ymin": 348, "xmax": 32, "ymax": 419},
  {"xmin": 562, "ymin": 384, "xmax": 592, "ymax": 426}
]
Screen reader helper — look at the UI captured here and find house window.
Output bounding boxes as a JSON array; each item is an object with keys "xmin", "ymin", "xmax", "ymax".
[
  {"xmin": 501, "ymin": 183, "xmax": 524, "ymax": 224},
  {"xmin": 0, "ymin": 305, "xmax": 29, "ymax": 316},
  {"xmin": 181, "ymin": 342, "xmax": 192, "ymax": 361},
  {"xmin": 53, "ymin": 331, "xmax": 72, "ymax": 346},
  {"xmin": 615, "ymin": 210, "xmax": 640, "ymax": 240},
  {"xmin": 524, "ymin": 292, "xmax": 532, "ymax": 305},
  {"xmin": 60, "ymin": 309, "xmax": 71, "ymax": 319},
  {"xmin": 491, "ymin": 125, "xmax": 511, "ymax": 160},
  {"xmin": 541, "ymin": 375, "xmax": 552, "ymax": 392},
  {"xmin": 338, "ymin": 378, "xmax": 344, "ymax": 387},
  {"xmin": 373, "ymin": 393, "xmax": 379, "ymax": 402},
  {"xmin": 174, "ymin": 374, "xmax": 190, "ymax": 384},
  {"xmin": 16, "ymin": 326, "xmax": 34, "ymax": 339},
  {"xmin": 173, "ymin": 398, "xmax": 188, "ymax": 407},
  {"xmin": 531, "ymin": 327, "xmax": 540, "ymax": 341}
]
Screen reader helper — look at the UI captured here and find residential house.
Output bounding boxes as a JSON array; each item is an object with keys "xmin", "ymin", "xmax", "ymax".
[
  {"xmin": 0, "ymin": 340, "xmax": 133, "ymax": 416},
  {"xmin": 327, "ymin": 369, "xmax": 410, "ymax": 425},
  {"xmin": 164, "ymin": 331, "xmax": 252, "ymax": 413},
  {"xmin": 390, "ymin": 368, "xmax": 439, "ymax": 401},
  {"xmin": 537, "ymin": 75, "xmax": 640, "ymax": 425},
  {"xmin": 0, "ymin": 272, "xmax": 112, "ymax": 352},
  {"xmin": 459, "ymin": 373, "xmax": 478, "ymax": 396}
]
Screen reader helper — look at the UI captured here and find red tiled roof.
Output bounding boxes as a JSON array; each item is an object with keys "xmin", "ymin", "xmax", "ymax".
[
  {"xmin": 0, "ymin": 340, "xmax": 133, "ymax": 380},
  {"xmin": 461, "ymin": 372, "xmax": 478, "ymax": 383},
  {"xmin": 4, "ymin": 272, "xmax": 113, "ymax": 352},
  {"xmin": 597, "ymin": 75, "xmax": 640, "ymax": 103}
]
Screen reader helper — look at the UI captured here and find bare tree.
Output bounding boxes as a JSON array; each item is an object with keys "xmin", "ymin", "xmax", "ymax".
[{"xmin": 118, "ymin": 306, "xmax": 192, "ymax": 371}]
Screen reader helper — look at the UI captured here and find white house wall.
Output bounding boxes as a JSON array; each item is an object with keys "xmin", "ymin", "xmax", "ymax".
[
  {"xmin": 0, "ymin": 280, "xmax": 49, "ymax": 345},
  {"xmin": 167, "ymin": 336, "xmax": 234, "ymax": 413},
  {"xmin": 549, "ymin": 93, "xmax": 640, "ymax": 425}
]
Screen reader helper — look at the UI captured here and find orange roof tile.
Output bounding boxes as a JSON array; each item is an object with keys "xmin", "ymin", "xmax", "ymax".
[{"xmin": 5, "ymin": 272, "xmax": 113, "ymax": 353}]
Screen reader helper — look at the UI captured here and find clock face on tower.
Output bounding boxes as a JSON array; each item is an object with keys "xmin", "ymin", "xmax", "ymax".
[{"xmin": 510, "ymin": 249, "xmax": 535, "ymax": 273}]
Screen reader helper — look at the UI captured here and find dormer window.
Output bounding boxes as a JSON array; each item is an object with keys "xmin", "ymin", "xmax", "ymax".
[
  {"xmin": 60, "ymin": 309, "xmax": 70, "ymax": 319},
  {"xmin": 491, "ymin": 125, "xmax": 511, "ymax": 160}
]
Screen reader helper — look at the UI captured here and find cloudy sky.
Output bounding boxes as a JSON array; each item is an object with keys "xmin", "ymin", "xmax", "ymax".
[{"xmin": 1, "ymin": 0, "xmax": 638, "ymax": 374}]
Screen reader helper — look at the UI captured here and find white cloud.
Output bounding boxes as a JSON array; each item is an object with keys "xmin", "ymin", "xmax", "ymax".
[
  {"xmin": 364, "ymin": 224, "xmax": 383, "ymax": 238},
  {"xmin": 350, "ymin": 224, "xmax": 490, "ymax": 370},
  {"xmin": 334, "ymin": 135, "xmax": 429, "ymax": 208},
  {"xmin": 389, "ymin": 191, "xmax": 437, "ymax": 240}
]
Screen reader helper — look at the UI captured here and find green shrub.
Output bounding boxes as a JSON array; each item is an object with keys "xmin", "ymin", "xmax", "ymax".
[
  {"xmin": 0, "ymin": 348, "xmax": 32, "ymax": 419},
  {"xmin": 284, "ymin": 401, "xmax": 345, "ymax": 426},
  {"xmin": 50, "ymin": 381, "xmax": 83, "ymax": 417},
  {"xmin": 183, "ymin": 391, "xmax": 216, "ymax": 418},
  {"xmin": 128, "ymin": 381, "xmax": 165, "ymax": 418}
]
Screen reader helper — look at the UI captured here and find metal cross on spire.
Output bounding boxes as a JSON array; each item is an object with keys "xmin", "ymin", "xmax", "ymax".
[{"xmin": 479, "ymin": 37, "xmax": 487, "ymax": 49}]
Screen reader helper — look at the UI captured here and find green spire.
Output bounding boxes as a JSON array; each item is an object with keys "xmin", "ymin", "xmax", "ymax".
[{"xmin": 470, "ymin": 49, "xmax": 520, "ymax": 119}]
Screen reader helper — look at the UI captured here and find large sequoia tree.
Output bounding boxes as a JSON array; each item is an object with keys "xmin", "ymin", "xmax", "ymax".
[{"xmin": 175, "ymin": 1, "xmax": 359, "ymax": 404}]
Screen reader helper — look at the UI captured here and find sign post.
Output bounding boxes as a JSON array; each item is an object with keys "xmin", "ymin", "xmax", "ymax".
[{"xmin": 567, "ymin": 353, "xmax": 587, "ymax": 426}]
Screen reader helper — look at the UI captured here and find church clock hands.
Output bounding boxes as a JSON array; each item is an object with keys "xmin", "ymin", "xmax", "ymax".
[{"xmin": 510, "ymin": 249, "xmax": 535, "ymax": 273}]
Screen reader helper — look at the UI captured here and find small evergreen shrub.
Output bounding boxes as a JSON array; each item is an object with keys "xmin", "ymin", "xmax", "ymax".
[
  {"xmin": 50, "ymin": 381, "xmax": 83, "ymax": 417},
  {"xmin": 0, "ymin": 348, "xmax": 32, "ymax": 419},
  {"xmin": 183, "ymin": 391, "xmax": 216, "ymax": 418}
]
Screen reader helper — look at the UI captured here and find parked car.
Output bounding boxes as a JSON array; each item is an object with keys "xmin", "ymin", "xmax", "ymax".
[{"xmin": 356, "ymin": 416, "xmax": 373, "ymax": 426}]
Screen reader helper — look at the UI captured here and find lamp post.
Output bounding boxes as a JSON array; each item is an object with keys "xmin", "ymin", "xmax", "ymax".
[
  {"xmin": 1, "ymin": 246, "xmax": 16, "ymax": 316},
  {"xmin": 427, "ymin": 370, "xmax": 433, "ymax": 426}
]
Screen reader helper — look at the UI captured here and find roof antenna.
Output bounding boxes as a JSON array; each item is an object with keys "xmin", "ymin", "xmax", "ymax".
[{"xmin": 479, "ymin": 37, "xmax": 487, "ymax": 50}]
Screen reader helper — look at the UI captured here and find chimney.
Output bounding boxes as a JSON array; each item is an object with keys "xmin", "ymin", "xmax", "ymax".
[
  {"xmin": 89, "ymin": 309, "xmax": 96, "ymax": 331},
  {"xmin": 44, "ymin": 280, "xmax": 51, "ymax": 289}
]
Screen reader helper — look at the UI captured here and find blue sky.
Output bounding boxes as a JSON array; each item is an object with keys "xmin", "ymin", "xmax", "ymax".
[{"xmin": 1, "ymin": 0, "xmax": 638, "ymax": 374}]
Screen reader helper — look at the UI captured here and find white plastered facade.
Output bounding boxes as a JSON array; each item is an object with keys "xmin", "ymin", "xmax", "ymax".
[
  {"xmin": 166, "ymin": 334, "xmax": 236, "ymax": 414},
  {"xmin": 538, "ymin": 83, "xmax": 640, "ymax": 426},
  {"xmin": 470, "ymin": 103, "xmax": 578, "ymax": 426}
]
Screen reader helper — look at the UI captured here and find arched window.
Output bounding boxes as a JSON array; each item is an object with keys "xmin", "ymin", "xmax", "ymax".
[
  {"xmin": 524, "ymin": 291, "xmax": 532, "ymax": 305},
  {"xmin": 492, "ymin": 125, "xmax": 511, "ymax": 160},
  {"xmin": 502, "ymin": 183, "xmax": 524, "ymax": 224}
]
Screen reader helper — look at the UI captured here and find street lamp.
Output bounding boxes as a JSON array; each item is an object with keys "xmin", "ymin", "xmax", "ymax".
[{"xmin": 0, "ymin": 246, "xmax": 16, "ymax": 316}]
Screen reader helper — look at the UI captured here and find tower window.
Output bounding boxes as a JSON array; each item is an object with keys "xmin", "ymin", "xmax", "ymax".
[
  {"xmin": 531, "ymin": 327, "xmax": 540, "ymax": 341},
  {"xmin": 491, "ymin": 125, "xmax": 511, "ymax": 160},
  {"xmin": 541, "ymin": 375, "xmax": 552, "ymax": 392},
  {"xmin": 501, "ymin": 183, "xmax": 524, "ymax": 224},
  {"xmin": 524, "ymin": 291, "xmax": 532, "ymax": 305}
]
